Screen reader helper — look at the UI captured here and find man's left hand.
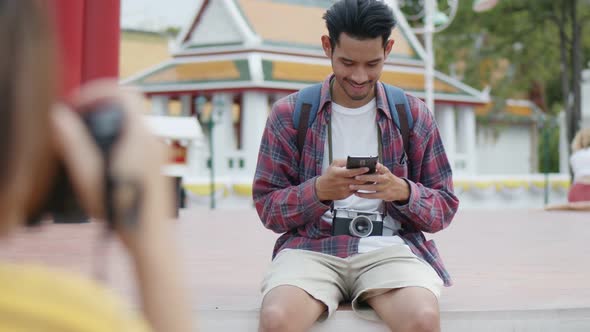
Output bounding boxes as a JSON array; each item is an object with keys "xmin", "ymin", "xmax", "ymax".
[{"xmin": 350, "ymin": 163, "xmax": 410, "ymax": 202}]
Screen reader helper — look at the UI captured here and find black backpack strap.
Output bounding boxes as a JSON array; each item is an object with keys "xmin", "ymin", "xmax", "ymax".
[
  {"xmin": 293, "ymin": 83, "xmax": 323, "ymax": 153},
  {"xmin": 395, "ymin": 103, "xmax": 410, "ymax": 157},
  {"xmin": 296, "ymin": 103, "xmax": 312, "ymax": 153},
  {"xmin": 383, "ymin": 83, "xmax": 414, "ymax": 161}
]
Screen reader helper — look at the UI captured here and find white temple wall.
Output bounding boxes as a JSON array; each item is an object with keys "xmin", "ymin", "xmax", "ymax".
[
  {"xmin": 435, "ymin": 104, "xmax": 457, "ymax": 171},
  {"xmin": 476, "ymin": 124, "xmax": 533, "ymax": 174},
  {"xmin": 455, "ymin": 106, "xmax": 477, "ymax": 175}
]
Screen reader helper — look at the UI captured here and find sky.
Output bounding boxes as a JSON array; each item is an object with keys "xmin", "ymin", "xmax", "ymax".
[{"xmin": 121, "ymin": 0, "xmax": 203, "ymax": 31}]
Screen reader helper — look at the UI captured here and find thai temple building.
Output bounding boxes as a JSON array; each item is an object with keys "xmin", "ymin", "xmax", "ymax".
[{"xmin": 122, "ymin": 0, "xmax": 570, "ymax": 208}]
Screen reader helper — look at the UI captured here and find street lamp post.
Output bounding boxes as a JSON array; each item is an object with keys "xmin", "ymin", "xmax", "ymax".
[
  {"xmin": 539, "ymin": 115, "xmax": 558, "ymax": 205},
  {"xmin": 208, "ymin": 95, "xmax": 226, "ymax": 210},
  {"xmin": 393, "ymin": 0, "xmax": 498, "ymax": 112},
  {"xmin": 544, "ymin": 123, "xmax": 550, "ymax": 205},
  {"xmin": 539, "ymin": 118, "xmax": 550, "ymax": 205},
  {"xmin": 424, "ymin": 0, "xmax": 436, "ymax": 113},
  {"xmin": 392, "ymin": 0, "xmax": 459, "ymax": 113},
  {"xmin": 208, "ymin": 117, "xmax": 216, "ymax": 210}
]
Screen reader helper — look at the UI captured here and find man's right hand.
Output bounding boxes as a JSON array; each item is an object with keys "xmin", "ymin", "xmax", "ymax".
[{"xmin": 315, "ymin": 159, "xmax": 370, "ymax": 201}]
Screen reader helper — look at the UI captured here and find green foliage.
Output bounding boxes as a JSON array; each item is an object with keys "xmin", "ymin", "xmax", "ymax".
[
  {"xmin": 164, "ymin": 26, "xmax": 181, "ymax": 37},
  {"xmin": 434, "ymin": 0, "xmax": 590, "ymax": 111},
  {"xmin": 429, "ymin": 0, "xmax": 590, "ymax": 171},
  {"xmin": 538, "ymin": 122, "xmax": 561, "ymax": 173}
]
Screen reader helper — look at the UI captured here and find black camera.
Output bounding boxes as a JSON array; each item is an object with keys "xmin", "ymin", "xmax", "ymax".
[
  {"xmin": 26, "ymin": 101, "xmax": 126, "ymax": 227},
  {"xmin": 331, "ymin": 209, "xmax": 383, "ymax": 238}
]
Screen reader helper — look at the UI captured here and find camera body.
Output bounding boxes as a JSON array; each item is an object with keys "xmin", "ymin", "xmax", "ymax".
[
  {"xmin": 26, "ymin": 101, "xmax": 125, "ymax": 227},
  {"xmin": 331, "ymin": 208, "xmax": 383, "ymax": 238}
]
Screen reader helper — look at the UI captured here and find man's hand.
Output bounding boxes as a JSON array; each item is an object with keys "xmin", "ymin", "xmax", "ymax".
[
  {"xmin": 350, "ymin": 163, "xmax": 410, "ymax": 202},
  {"xmin": 315, "ymin": 160, "xmax": 371, "ymax": 201}
]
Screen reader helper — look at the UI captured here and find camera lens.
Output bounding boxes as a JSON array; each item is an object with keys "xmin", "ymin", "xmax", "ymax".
[{"xmin": 349, "ymin": 215, "xmax": 373, "ymax": 238}]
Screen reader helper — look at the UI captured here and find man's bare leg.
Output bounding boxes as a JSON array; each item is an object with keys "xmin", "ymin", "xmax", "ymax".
[
  {"xmin": 259, "ymin": 285, "xmax": 327, "ymax": 332},
  {"xmin": 366, "ymin": 287, "xmax": 440, "ymax": 332}
]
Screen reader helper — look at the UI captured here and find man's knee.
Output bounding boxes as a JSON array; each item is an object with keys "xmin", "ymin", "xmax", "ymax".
[
  {"xmin": 404, "ymin": 306, "xmax": 440, "ymax": 332},
  {"xmin": 259, "ymin": 303, "xmax": 290, "ymax": 332}
]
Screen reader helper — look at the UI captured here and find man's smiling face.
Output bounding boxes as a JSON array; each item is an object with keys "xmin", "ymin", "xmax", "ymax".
[{"xmin": 322, "ymin": 32, "xmax": 393, "ymax": 108}]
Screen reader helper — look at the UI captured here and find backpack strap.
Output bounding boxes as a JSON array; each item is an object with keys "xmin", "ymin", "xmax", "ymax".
[
  {"xmin": 293, "ymin": 82, "xmax": 414, "ymax": 159},
  {"xmin": 383, "ymin": 84, "xmax": 413, "ymax": 158},
  {"xmin": 293, "ymin": 83, "xmax": 322, "ymax": 153}
]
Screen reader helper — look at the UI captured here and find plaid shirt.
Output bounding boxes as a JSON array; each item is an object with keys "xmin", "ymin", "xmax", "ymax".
[{"xmin": 253, "ymin": 75, "xmax": 459, "ymax": 286}]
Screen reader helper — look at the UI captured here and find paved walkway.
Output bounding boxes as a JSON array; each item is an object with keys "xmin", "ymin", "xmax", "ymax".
[{"xmin": 0, "ymin": 207, "xmax": 589, "ymax": 331}]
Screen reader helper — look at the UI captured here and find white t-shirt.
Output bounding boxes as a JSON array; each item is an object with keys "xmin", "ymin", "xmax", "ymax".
[
  {"xmin": 571, "ymin": 147, "xmax": 590, "ymax": 181},
  {"xmin": 321, "ymin": 99, "xmax": 405, "ymax": 253}
]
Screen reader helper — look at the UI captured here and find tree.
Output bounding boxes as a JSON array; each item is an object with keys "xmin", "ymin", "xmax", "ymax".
[
  {"xmin": 434, "ymin": 0, "xmax": 590, "ymax": 151},
  {"xmin": 164, "ymin": 26, "xmax": 181, "ymax": 38}
]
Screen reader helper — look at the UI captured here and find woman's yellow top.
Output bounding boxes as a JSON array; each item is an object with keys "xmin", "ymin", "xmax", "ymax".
[{"xmin": 0, "ymin": 263, "xmax": 151, "ymax": 332}]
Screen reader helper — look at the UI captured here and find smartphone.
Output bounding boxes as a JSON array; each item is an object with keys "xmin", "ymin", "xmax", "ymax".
[{"xmin": 346, "ymin": 156, "xmax": 378, "ymax": 174}]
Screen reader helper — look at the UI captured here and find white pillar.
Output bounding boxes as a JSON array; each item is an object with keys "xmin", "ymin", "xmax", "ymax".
[
  {"xmin": 211, "ymin": 93, "xmax": 235, "ymax": 177},
  {"xmin": 436, "ymin": 104, "xmax": 456, "ymax": 171},
  {"xmin": 151, "ymin": 95, "xmax": 169, "ymax": 116},
  {"xmin": 180, "ymin": 94, "xmax": 192, "ymax": 117},
  {"xmin": 457, "ymin": 106, "xmax": 477, "ymax": 174},
  {"xmin": 241, "ymin": 92, "xmax": 269, "ymax": 178}
]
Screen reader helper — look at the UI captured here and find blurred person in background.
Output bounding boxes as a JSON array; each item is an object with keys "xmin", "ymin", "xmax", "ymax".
[
  {"xmin": 568, "ymin": 127, "xmax": 590, "ymax": 203},
  {"xmin": 0, "ymin": 1, "xmax": 192, "ymax": 331}
]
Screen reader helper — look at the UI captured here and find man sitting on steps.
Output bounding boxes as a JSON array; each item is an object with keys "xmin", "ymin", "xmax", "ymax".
[{"xmin": 253, "ymin": 1, "xmax": 459, "ymax": 331}]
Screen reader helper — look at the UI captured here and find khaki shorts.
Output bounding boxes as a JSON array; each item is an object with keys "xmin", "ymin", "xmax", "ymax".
[{"xmin": 260, "ymin": 245, "xmax": 443, "ymax": 321}]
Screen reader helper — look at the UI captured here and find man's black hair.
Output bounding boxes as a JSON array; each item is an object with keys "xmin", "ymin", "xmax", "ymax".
[{"xmin": 323, "ymin": 0, "xmax": 397, "ymax": 49}]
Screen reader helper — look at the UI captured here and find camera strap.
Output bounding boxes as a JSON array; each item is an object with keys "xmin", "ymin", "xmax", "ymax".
[{"xmin": 80, "ymin": 101, "xmax": 141, "ymax": 231}]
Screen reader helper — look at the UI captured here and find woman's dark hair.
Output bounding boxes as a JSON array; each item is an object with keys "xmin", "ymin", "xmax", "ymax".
[
  {"xmin": 0, "ymin": 0, "xmax": 58, "ymax": 212},
  {"xmin": 323, "ymin": 0, "xmax": 397, "ymax": 49}
]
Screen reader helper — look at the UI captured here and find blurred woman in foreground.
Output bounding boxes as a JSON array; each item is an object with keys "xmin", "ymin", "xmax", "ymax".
[{"xmin": 0, "ymin": 1, "xmax": 192, "ymax": 331}]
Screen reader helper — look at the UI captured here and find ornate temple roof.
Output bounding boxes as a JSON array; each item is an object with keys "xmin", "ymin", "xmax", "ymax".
[
  {"xmin": 174, "ymin": 0, "xmax": 424, "ymax": 63},
  {"xmin": 123, "ymin": 0, "xmax": 489, "ymax": 105},
  {"xmin": 475, "ymin": 99, "xmax": 540, "ymax": 123}
]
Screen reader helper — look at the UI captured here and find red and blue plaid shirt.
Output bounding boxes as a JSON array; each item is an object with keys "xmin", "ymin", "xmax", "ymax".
[{"xmin": 253, "ymin": 75, "xmax": 459, "ymax": 286}]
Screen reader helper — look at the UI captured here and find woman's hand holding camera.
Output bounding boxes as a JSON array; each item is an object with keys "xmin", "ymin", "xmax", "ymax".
[
  {"xmin": 350, "ymin": 163, "xmax": 410, "ymax": 203},
  {"xmin": 50, "ymin": 80, "xmax": 192, "ymax": 332},
  {"xmin": 51, "ymin": 81, "xmax": 172, "ymax": 250}
]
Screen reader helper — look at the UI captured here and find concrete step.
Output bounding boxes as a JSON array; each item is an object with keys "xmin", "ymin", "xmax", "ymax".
[{"xmin": 195, "ymin": 307, "xmax": 590, "ymax": 332}]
